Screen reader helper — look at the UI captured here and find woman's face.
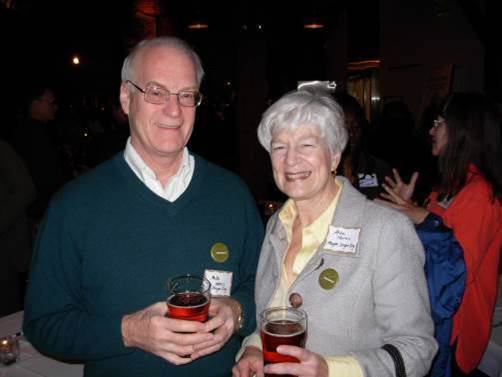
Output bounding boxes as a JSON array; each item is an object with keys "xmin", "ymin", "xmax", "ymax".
[
  {"xmin": 270, "ymin": 125, "xmax": 340, "ymax": 202},
  {"xmin": 429, "ymin": 116, "xmax": 448, "ymax": 156}
]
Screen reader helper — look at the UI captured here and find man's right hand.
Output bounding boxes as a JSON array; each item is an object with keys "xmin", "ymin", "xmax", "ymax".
[{"xmin": 121, "ymin": 302, "xmax": 216, "ymax": 365}]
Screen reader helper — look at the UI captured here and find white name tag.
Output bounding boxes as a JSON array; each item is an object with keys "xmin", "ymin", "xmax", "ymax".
[
  {"xmin": 358, "ymin": 173, "xmax": 379, "ymax": 188},
  {"xmin": 325, "ymin": 226, "xmax": 361, "ymax": 254},
  {"xmin": 204, "ymin": 269, "xmax": 233, "ymax": 297}
]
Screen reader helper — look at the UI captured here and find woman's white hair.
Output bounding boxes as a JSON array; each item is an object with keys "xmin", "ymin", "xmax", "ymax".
[
  {"xmin": 121, "ymin": 36, "xmax": 204, "ymax": 86},
  {"xmin": 257, "ymin": 89, "xmax": 348, "ymax": 154}
]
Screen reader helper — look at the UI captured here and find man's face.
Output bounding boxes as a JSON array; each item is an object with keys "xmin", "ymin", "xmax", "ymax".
[
  {"xmin": 120, "ymin": 45, "xmax": 198, "ymax": 164},
  {"xmin": 32, "ymin": 89, "xmax": 57, "ymax": 123}
]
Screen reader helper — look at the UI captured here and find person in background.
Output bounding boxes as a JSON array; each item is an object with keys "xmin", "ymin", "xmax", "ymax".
[
  {"xmin": 333, "ymin": 91, "xmax": 392, "ymax": 199},
  {"xmin": 233, "ymin": 89, "xmax": 437, "ymax": 377},
  {"xmin": 372, "ymin": 100, "xmax": 417, "ymax": 175},
  {"xmin": 10, "ymin": 83, "xmax": 67, "ymax": 225},
  {"xmin": 377, "ymin": 92, "xmax": 502, "ymax": 376},
  {"xmin": 87, "ymin": 99, "xmax": 130, "ymax": 167},
  {"xmin": 23, "ymin": 36, "xmax": 264, "ymax": 377},
  {"xmin": 0, "ymin": 139, "xmax": 36, "ymax": 316}
]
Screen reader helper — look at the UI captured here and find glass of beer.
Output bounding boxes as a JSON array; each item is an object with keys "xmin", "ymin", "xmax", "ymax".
[
  {"xmin": 260, "ymin": 307, "xmax": 307, "ymax": 376},
  {"xmin": 166, "ymin": 274, "xmax": 211, "ymax": 322}
]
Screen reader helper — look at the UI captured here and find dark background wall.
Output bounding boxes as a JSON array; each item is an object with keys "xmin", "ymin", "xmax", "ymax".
[{"xmin": 1, "ymin": 0, "xmax": 499, "ymax": 201}]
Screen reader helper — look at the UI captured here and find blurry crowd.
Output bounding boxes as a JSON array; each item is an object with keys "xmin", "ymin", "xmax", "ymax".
[{"xmin": 0, "ymin": 83, "xmax": 129, "ymax": 316}]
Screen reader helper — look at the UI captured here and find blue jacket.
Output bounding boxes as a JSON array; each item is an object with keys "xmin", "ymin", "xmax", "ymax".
[{"xmin": 416, "ymin": 214, "xmax": 466, "ymax": 377}]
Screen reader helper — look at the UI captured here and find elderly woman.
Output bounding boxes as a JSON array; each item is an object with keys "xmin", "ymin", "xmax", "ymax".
[{"xmin": 233, "ymin": 90, "xmax": 437, "ymax": 377}]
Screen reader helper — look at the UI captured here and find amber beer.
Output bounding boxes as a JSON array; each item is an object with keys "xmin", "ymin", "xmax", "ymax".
[
  {"xmin": 166, "ymin": 275, "xmax": 211, "ymax": 322},
  {"xmin": 167, "ymin": 292, "xmax": 209, "ymax": 321},
  {"xmin": 260, "ymin": 307, "xmax": 307, "ymax": 377}
]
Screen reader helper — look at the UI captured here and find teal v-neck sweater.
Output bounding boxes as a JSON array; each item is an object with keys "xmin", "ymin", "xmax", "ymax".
[{"xmin": 23, "ymin": 153, "xmax": 264, "ymax": 377}]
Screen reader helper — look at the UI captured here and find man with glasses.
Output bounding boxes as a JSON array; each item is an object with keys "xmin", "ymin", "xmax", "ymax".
[{"xmin": 23, "ymin": 37, "xmax": 264, "ymax": 377}]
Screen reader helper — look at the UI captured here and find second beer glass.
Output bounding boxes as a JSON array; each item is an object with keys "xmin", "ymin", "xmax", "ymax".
[{"xmin": 260, "ymin": 307, "xmax": 307, "ymax": 377}]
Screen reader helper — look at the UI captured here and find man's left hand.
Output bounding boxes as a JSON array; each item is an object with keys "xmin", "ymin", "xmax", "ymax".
[{"xmin": 190, "ymin": 297, "xmax": 241, "ymax": 360}]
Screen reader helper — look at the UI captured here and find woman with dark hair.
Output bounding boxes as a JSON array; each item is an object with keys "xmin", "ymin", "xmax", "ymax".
[{"xmin": 378, "ymin": 92, "xmax": 502, "ymax": 376}]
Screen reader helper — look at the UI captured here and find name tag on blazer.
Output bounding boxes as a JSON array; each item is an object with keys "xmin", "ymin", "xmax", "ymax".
[{"xmin": 323, "ymin": 226, "xmax": 361, "ymax": 256}]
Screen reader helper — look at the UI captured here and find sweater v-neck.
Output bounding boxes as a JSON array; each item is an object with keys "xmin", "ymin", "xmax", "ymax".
[{"xmin": 113, "ymin": 153, "xmax": 206, "ymax": 216}]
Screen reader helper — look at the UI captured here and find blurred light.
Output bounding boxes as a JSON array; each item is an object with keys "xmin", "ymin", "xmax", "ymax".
[
  {"xmin": 135, "ymin": 0, "xmax": 161, "ymax": 16},
  {"xmin": 188, "ymin": 22, "xmax": 209, "ymax": 30},
  {"xmin": 303, "ymin": 11, "xmax": 325, "ymax": 29},
  {"xmin": 72, "ymin": 55, "xmax": 80, "ymax": 65},
  {"xmin": 347, "ymin": 59, "xmax": 380, "ymax": 72},
  {"xmin": 371, "ymin": 96, "xmax": 380, "ymax": 102},
  {"xmin": 304, "ymin": 20, "xmax": 325, "ymax": 29},
  {"xmin": 298, "ymin": 80, "xmax": 336, "ymax": 93},
  {"xmin": 188, "ymin": 9, "xmax": 208, "ymax": 30}
]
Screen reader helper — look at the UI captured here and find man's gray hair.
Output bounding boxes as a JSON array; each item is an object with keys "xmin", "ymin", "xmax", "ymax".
[
  {"xmin": 121, "ymin": 36, "xmax": 205, "ymax": 86},
  {"xmin": 257, "ymin": 89, "xmax": 348, "ymax": 154}
]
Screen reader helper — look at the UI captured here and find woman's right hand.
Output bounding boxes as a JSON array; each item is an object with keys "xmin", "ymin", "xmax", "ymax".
[
  {"xmin": 232, "ymin": 346, "xmax": 264, "ymax": 377},
  {"xmin": 381, "ymin": 168, "xmax": 419, "ymax": 202}
]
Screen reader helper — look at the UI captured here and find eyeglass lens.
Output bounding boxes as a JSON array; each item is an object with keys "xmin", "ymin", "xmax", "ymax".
[{"xmin": 145, "ymin": 86, "xmax": 201, "ymax": 107}]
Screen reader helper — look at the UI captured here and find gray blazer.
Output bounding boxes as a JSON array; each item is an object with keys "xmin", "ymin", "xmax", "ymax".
[{"xmin": 254, "ymin": 177, "xmax": 437, "ymax": 377}]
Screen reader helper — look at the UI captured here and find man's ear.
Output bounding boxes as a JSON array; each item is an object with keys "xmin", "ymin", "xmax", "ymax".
[{"xmin": 119, "ymin": 82, "xmax": 130, "ymax": 115}]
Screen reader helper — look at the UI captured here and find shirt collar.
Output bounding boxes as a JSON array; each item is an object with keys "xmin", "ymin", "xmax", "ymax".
[
  {"xmin": 278, "ymin": 179, "xmax": 343, "ymax": 243},
  {"xmin": 123, "ymin": 137, "xmax": 192, "ymax": 186}
]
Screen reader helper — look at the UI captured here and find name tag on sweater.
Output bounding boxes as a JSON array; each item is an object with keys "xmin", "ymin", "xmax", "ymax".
[
  {"xmin": 204, "ymin": 269, "xmax": 232, "ymax": 296},
  {"xmin": 325, "ymin": 226, "xmax": 360, "ymax": 254}
]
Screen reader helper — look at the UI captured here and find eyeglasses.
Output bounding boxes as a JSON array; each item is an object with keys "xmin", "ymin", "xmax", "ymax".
[
  {"xmin": 126, "ymin": 80, "xmax": 202, "ymax": 107},
  {"xmin": 432, "ymin": 119, "xmax": 446, "ymax": 129}
]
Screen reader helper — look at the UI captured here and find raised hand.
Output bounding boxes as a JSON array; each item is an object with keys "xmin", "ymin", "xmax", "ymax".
[
  {"xmin": 381, "ymin": 169, "xmax": 419, "ymax": 203},
  {"xmin": 375, "ymin": 181, "xmax": 429, "ymax": 224}
]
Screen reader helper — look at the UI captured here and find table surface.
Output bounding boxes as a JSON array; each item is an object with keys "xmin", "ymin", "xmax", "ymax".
[{"xmin": 0, "ymin": 311, "xmax": 83, "ymax": 377}]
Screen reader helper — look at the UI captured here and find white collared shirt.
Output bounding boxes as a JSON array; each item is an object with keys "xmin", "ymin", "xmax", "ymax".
[{"xmin": 124, "ymin": 138, "xmax": 195, "ymax": 202}]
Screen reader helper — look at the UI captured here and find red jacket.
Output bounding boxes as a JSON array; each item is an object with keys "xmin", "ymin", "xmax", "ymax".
[{"xmin": 427, "ymin": 166, "xmax": 502, "ymax": 373}]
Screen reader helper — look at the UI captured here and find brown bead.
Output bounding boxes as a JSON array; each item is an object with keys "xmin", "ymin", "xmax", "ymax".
[{"xmin": 289, "ymin": 293, "xmax": 303, "ymax": 308}]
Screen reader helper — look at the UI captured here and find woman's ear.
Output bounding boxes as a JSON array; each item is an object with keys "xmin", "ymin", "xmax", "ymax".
[{"xmin": 331, "ymin": 152, "xmax": 342, "ymax": 173}]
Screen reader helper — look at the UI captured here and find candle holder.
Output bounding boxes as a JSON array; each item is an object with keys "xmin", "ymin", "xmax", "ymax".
[{"xmin": 0, "ymin": 335, "xmax": 20, "ymax": 365}]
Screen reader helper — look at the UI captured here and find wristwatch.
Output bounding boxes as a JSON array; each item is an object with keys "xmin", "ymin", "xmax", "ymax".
[{"xmin": 234, "ymin": 300, "xmax": 244, "ymax": 332}]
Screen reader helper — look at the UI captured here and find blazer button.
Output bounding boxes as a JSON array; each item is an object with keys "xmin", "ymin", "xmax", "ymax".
[{"xmin": 289, "ymin": 293, "xmax": 303, "ymax": 308}]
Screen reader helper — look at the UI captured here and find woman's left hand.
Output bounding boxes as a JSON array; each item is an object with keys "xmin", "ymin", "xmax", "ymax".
[
  {"xmin": 375, "ymin": 184, "xmax": 429, "ymax": 225},
  {"xmin": 263, "ymin": 346, "xmax": 329, "ymax": 377}
]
